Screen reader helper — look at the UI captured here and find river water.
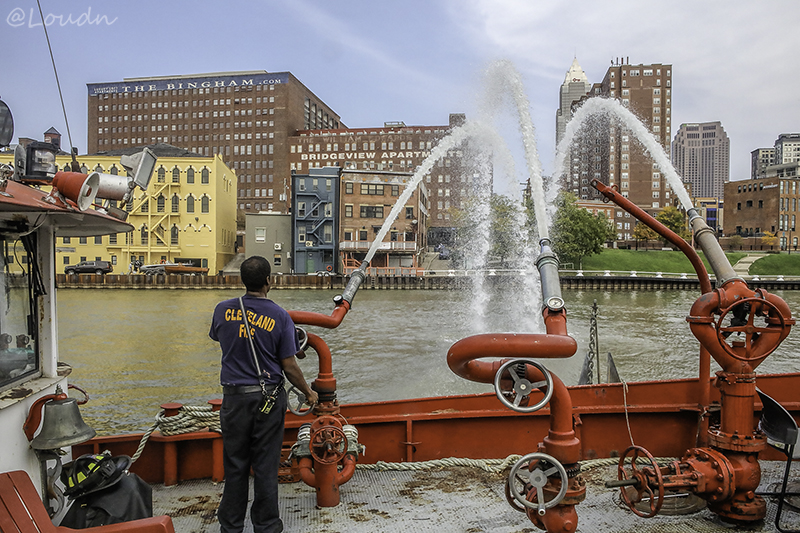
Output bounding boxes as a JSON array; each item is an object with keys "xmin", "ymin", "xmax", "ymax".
[{"xmin": 57, "ymin": 287, "xmax": 800, "ymax": 435}]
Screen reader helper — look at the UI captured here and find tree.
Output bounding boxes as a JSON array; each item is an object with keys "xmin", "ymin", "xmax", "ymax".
[
  {"xmin": 489, "ymin": 194, "xmax": 519, "ymax": 266},
  {"xmin": 633, "ymin": 222, "xmax": 658, "ymax": 244},
  {"xmin": 655, "ymin": 206, "xmax": 690, "ymax": 241},
  {"xmin": 551, "ymin": 193, "xmax": 615, "ymax": 268},
  {"xmin": 761, "ymin": 230, "xmax": 778, "ymax": 248}
]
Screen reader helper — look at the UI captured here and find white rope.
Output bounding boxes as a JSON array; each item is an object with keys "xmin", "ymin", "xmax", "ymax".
[
  {"xmin": 130, "ymin": 405, "xmax": 221, "ymax": 464},
  {"xmin": 356, "ymin": 455, "xmax": 522, "ymax": 473},
  {"xmin": 622, "ymin": 380, "xmax": 635, "ymax": 447}
]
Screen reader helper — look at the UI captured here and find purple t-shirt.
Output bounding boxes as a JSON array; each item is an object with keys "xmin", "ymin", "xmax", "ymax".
[{"xmin": 209, "ymin": 294, "xmax": 299, "ymax": 388}]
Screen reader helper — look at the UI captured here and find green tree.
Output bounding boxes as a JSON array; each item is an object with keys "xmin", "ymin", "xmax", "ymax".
[
  {"xmin": 551, "ymin": 193, "xmax": 615, "ymax": 268},
  {"xmin": 655, "ymin": 206, "xmax": 690, "ymax": 241},
  {"xmin": 761, "ymin": 230, "xmax": 778, "ymax": 248},
  {"xmin": 633, "ymin": 221, "xmax": 658, "ymax": 243}
]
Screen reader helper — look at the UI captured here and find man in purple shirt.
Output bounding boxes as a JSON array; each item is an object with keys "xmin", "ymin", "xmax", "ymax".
[{"xmin": 210, "ymin": 256, "xmax": 317, "ymax": 533}]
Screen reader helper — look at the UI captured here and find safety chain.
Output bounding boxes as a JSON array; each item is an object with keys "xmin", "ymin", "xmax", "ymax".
[
  {"xmin": 131, "ymin": 405, "xmax": 221, "ymax": 464},
  {"xmin": 585, "ymin": 300, "xmax": 600, "ymax": 384}
]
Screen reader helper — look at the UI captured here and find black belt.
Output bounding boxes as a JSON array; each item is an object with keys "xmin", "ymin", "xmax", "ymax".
[{"xmin": 223, "ymin": 385, "xmax": 265, "ymax": 395}]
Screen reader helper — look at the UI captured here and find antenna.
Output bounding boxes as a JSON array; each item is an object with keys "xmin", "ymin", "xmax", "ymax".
[{"xmin": 36, "ymin": 0, "xmax": 76, "ymax": 162}]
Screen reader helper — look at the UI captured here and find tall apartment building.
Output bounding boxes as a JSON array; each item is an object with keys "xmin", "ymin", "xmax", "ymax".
[
  {"xmin": 86, "ymin": 71, "xmax": 342, "ymax": 214},
  {"xmin": 287, "ymin": 114, "xmax": 469, "ymax": 247},
  {"xmin": 774, "ymin": 133, "xmax": 800, "ymax": 166},
  {"xmin": 564, "ymin": 59, "xmax": 673, "ymax": 241},
  {"xmin": 671, "ymin": 121, "xmax": 729, "ymax": 199}
]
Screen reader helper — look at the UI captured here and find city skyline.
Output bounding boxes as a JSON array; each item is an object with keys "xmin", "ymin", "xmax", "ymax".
[{"xmin": 1, "ymin": 0, "xmax": 798, "ymax": 187}]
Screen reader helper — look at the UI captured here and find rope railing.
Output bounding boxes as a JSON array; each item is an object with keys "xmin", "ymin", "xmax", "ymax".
[{"xmin": 131, "ymin": 405, "xmax": 221, "ymax": 463}]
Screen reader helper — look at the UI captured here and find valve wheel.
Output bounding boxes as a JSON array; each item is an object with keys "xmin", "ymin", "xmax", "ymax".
[
  {"xmin": 507, "ymin": 452, "xmax": 568, "ymax": 516},
  {"xmin": 286, "ymin": 385, "xmax": 314, "ymax": 416},
  {"xmin": 309, "ymin": 425, "xmax": 348, "ymax": 465},
  {"xmin": 494, "ymin": 358, "xmax": 553, "ymax": 413},
  {"xmin": 617, "ymin": 445, "xmax": 664, "ymax": 518},
  {"xmin": 715, "ymin": 297, "xmax": 785, "ymax": 362}
]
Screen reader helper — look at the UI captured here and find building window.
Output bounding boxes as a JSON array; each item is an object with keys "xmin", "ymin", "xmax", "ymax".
[
  {"xmin": 361, "ymin": 184, "xmax": 384, "ymax": 195},
  {"xmin": 359, "ymin": 230, "xmax": 368, "ymax": 241},
  {"xmin": 255, "ymin": 227, "xmax": 266, "ymax": 243},
  {"xmin": 171, "ymin": 226, "xmax": 179, "ymax": 246},
  {"xmin": 360, "ymin": 205, "xmax": 384, "ymax": 218},
  {"xmin": 187, "ymin": 195, "xmax": 195, "ymax": 213},
  {"xmin": 201, "ymin": 167, "xmax": 209, "ymax": 184},
  {"xmin": 405, "ymin": 207, "xmax": 414, "ymax": 219},
  {"xmin": 391, "ymin": 185, "xmax": 400, "ymax": 196},
  {"xmin": 172, "ymin": 166, "xmax": 180, "ymax": 183},
  {"xmin": 141, "ymin": 226, "xmax": 148, "ymax": 246},
  {"xmin": 79, "ymin": 236, "xmax": 87, "ymax": 244},
  {"xmin": 186, "ymin": 167, "xmax": 195, "ymax": 183},
  {"xmin": 157, "ymin": 194, "xmax": 166, "ymax": 213},
  {"xmin": 201, "ymin": 196, "xmax": 210, "ymax": 213},
  {"xmin": 109, "ymin": 233, "xmax": 117, "ymax": 245},
  {"xmin": 94, "ymin": 236, "xmax": 103, "ymax": 244},
  {"xmin": 157, "ymin": 166, "xmax": 165, "ymax": 182},
  {"xmin": 63, "ymin": 237, "xmax": 71, "ymax": 244},
  {"xmin": 345, "ymin": 205, "xmax": 353, "ymax": 217},
  {"xmin": 172, "ymin": 195, "xmax": 180, "ymax": 213},
  {"xmin": 298, "ymin": 202, "xmax": 306, "ymax": 217},
  {"xmin": 345, "ymin": 182, "xmax": 353, "ymax": 194}
]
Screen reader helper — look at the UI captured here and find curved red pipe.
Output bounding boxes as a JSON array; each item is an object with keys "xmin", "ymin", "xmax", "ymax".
[
  {"xmin": 592, "ymin": 180, "xmax": 712, "ymax": 294},
  {"xmin": 688, "ymin": 281, "xmax": 793, "ymax": 373},
  {"xmin": 306, "ymin": 333, "xmax": 336, "ymax": 394},
  {"xmin": 289, "ymin": 301, "xmax": 351, "ymax": 329},
  {"xmin": 447, "ymin": 328, "xmax": 580, "ymax": 463},
  {"xmin": 297, "ymin": 455, "xmax": 357, "ymax": 498}
]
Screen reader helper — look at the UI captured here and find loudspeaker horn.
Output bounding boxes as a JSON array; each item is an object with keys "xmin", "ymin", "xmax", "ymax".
[{"xmin": 52, "ymin": 171, "xmax": 100, "ymax": 211}]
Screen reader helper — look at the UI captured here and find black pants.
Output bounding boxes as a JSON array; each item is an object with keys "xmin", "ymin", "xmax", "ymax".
[{"xmin": 219, "ymin": 388, "xmax": 287, "ymax": 533}]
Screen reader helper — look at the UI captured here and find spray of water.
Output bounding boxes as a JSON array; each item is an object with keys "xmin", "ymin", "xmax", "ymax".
[
  {"xmin": 554, "ymin": 98, "xmax": 693, "ymax": 211},
  {"xmin": 364, "ymin": 121, "xmax": 485, "ymax": 264}
]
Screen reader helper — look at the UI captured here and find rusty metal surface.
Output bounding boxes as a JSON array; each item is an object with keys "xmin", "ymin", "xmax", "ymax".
[{"xmin": 151, "ymin": 461, "xmax": 799, "ymax": 532}]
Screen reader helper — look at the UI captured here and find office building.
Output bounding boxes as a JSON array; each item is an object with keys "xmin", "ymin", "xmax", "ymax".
[
  {"xmin": 672, "ymin": 122, "xmax": 729, "ymax": 199},
  {"xmin": 751, "ymin": 148, "xmax": 775, "ymax": 180},
  {"xmin": 87, "ymin": 71, "xmax": 342, "ymax": 214}
]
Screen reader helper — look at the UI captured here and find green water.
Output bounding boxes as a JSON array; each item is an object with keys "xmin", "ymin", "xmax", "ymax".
[{"xmin": 57, "ymin": 287, "xmax": 800, "ymax": 435}]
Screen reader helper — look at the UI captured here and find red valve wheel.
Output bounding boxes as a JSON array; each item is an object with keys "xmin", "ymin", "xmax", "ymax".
[
  {"xmin": 617, "ymin": 445, "xmax": 664, "ymax": 518},
  {"xmin": 715, "ymin": 297, "xmax": 785, "ymax": 362},
  {"xmin": 309, "ymin": 424, "xmax": 348, "ymax": 465}
]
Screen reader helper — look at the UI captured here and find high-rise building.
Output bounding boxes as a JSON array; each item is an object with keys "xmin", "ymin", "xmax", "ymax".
[
  {"xmin": 86, "ymin": 71, "xmax": 342, "ymax": 214},
  {"xmin": 751, "ymin": 148, "xmax": 775, "ymax": 179},
  {"xmin": 774, "ymin": 133, "xmax": 800, "ymax": 166},
  {"xmin": 672, "ymin": 121, "xmax": 729, "ymax": 199},
  {"xmin": 563, "ymin": 59, "xmax": 673, "ymax": 241},
  {"xmin": 556, "ymin": 58, "xmax": 592, "ymax": 146}
]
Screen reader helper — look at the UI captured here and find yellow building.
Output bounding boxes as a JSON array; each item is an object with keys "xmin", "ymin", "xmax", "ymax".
[{"xmin": 1, "ymin": 144, "xmax": 237, "ymax": 273}]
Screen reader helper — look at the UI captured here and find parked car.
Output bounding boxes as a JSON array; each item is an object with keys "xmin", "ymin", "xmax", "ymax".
[{"xmin": 64, "ymin": 260, "xmax": 113, "ymax": 275}]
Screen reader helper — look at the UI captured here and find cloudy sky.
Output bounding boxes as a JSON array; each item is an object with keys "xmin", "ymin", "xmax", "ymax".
[{"xmin": 1, "ymin": 0, "xmax": 798, "ymax": 185}]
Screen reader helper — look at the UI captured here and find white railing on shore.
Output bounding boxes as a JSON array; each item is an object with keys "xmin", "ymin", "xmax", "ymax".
[{"xmin": 407, "ymin": 269, "xmax": 799, "ymax": 281}]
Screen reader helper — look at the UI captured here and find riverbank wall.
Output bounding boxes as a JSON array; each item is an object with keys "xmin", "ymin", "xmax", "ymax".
[{"xmin": 56, "ymin": 273, "xmax": 800, "ymax": 291}]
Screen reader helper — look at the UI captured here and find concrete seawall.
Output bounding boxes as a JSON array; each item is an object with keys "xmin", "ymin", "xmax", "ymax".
[{"xmin": 56, "ymin": 274, "xmax": 800, "ymax": 291}]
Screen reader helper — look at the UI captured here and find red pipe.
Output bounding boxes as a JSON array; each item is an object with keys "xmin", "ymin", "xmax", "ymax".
[
  {"xmin": 306, "ymin": 333, "xmax": 336, "ymax": 395},
  {"xmin": 297, "ymin": 454, "xmax": 357, "ymax": 507},
  {"xmin": 591, "ymin": 180, "xmax": 712, "ymax": 295},
  {"xmin": 289, "ymin": 301, "xmax": 350, "ymax": 329}
]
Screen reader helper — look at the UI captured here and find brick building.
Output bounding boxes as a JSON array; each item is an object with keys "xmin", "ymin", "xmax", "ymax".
[
  {"xmin": 287, "ymin": 114, "xmax": 469, "ymax": 248},
  {"xmin": 87, "ymin": 71, "xmax": 341, "ymax": 214},
  {"xmin": 560, "ymin": 59, "xmax": 674, "ymax": 242},
  {"xmin": 723, "ymin": 175, "xmax": 800, "ymax": 250}
]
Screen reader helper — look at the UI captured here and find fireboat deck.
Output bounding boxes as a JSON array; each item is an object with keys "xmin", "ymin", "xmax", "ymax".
[{"xmin": 150, "ymin": 460, "xmax": 799, "ymax": 532}]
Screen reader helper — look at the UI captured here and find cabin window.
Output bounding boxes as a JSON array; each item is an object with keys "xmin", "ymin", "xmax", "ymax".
[{"xmin": 0, "ymin": 236, "xmax": 40, "ymax": 392}]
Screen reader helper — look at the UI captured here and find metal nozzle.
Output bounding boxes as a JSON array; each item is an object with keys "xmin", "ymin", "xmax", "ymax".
[
  {"xmin": 340, "ymin": 261, "xmax": 369, "ymax": 305},
  {"xmin": 536, "ymin": 239, "xmax": 564, "ymax": 311},
  {"xmin": 687, "ymin": 208, "xmax": 740, "ymax": 284}
]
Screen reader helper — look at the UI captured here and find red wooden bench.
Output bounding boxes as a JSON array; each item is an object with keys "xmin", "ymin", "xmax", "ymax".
[{"xmin": 0, "ymin": 470, "xmax": 175, "ymax": 532}]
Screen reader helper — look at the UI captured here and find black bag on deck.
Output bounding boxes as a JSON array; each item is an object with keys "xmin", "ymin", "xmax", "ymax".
[{"xmin": 59, "ymin": 472, "xmax": 153, "ymax": 528}]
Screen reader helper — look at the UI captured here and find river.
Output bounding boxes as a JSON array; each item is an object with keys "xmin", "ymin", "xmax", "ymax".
[{"xmin": 57, "ymin": 287, "xmax": 800, "ymax": 435}]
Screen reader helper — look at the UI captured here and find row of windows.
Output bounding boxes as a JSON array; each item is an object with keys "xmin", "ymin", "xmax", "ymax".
[
  {"xmin": 133, "ymin": 194, "xmax": 211, "ymax": 214},
  {"xmin": 342, "ymin": 229, "xmax": 415, "ymax": 242},
  {"xmin": 291, "ymin": 140, "xmax": 435, "ymax": 153},
  {"xmin": 95, "ymin": 84, "xmax": 276, "ymax": 100},
  {"xmin": 342, "ymin": 205, "xmax": 415, "ymax": 219},
  {"xmin": 96, "ymin": 95, "xmax": 276, "ymax": 113}
]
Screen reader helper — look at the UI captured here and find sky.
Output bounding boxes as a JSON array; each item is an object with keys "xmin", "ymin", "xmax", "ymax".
[{"xmin": 1, "ymin": 0, "xmax": 799, "ymax": 186}]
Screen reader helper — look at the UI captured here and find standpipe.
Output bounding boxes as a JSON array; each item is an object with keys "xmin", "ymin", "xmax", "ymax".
[
  {"xmin": 286, "ymin": 262, "xmax": 369, "ymax": 507},
  {"xmin": 593, "ymin": 181, "xmax": 795, "ymax": 524},
  {"xmin": 447, "ymin": 239, "xmax": 584, "ymax": 533}
]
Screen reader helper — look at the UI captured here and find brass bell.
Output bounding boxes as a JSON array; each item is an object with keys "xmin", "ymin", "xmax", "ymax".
[{"xmin": 30, "ymin": 397, "xmax": 96, "ymax": 450}]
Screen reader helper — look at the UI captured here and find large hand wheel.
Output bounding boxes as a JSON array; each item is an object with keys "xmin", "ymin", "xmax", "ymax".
[
  {"xmin": 617, "ymin": 445, "xmax": 664, "ymax": 518},
  {"xmin": 286, "ymin": 385, "xmax": 314, "ymax": 416},
  {"xmin": 309, "ymin": 424, "xmax": 348, "ymax": 465},
  {"xmin": 494, "ymin": 358, "xmax": 553, "ymax": 413},
  {"xmin": 715, "ymin": 297, "xmax": 785, "ymax": 362},
  {"xmin": 507, "ymin": 452, "xmax": 568, "ymax": 516}
]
